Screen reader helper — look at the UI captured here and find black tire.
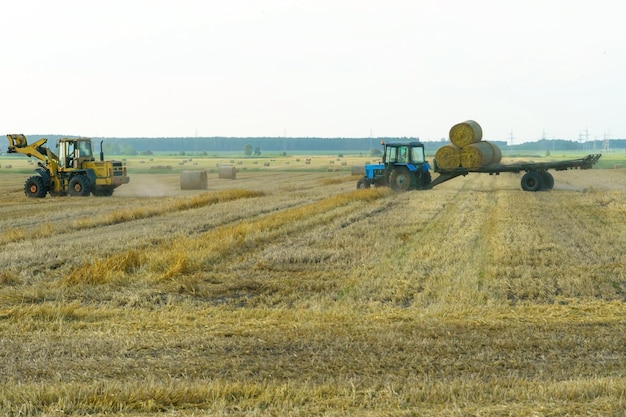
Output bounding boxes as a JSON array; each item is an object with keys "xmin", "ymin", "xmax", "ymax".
[
  {"xmin": 356, "ymin": 178, "xmax": 370, "ymax": 189},
  {"xmin": 68, "ymin": 175, "xmax": 91, "ymax": 196},
  {"xmin": 24, "ymin": 176, "xmax": 47, "ymax": 198},
  {"xmin": 420, "ymin": 170, "xmax": 432, "ymax": 188},
  {"xmin": 540, "ymin": 171, "xmax": 554, "ymax": 190},
  {"xmin": 521, "ymin": 171, "xmax": 544, "ymax": 192},
  {"xmin": 389, "ymin": 167, "xmax": 413, "ymax": 192},
  {"xmin": 93, "ymin": 188, "xmax": 114, "ymax": 197}
]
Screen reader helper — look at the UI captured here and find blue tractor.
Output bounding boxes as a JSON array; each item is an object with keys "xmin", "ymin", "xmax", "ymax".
[{"xmin": 357, "ymin": 141, "xmax": 432, "ymax": 191}]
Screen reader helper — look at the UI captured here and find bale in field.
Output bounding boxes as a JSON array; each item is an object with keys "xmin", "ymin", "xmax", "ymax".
[
  {"xmin": 351, "ymin": 165, "xmax": 365, "ymax": 176},
  {"xmin": 435, "ymin": 144, "xmax": 461, "ymax": 170},
  {"xmin": 449, "ymin": 120, "xmax": 483, "ymax": 148},
  {"xmin": 180, "ymin": 170, "xmax": 208, "ymax": 189},
  {"xmin": 218, "ymin": 164, "xmax": 236, "ymax": 179},
  {"xmin": 460, "ymin": 141, "xmax": 502, "ymax": 169}
]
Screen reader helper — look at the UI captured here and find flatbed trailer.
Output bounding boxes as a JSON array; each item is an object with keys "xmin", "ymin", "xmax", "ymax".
[
  {"xmin": 356, "ymin": 141, "xmax": 602, "ymax": 192},
  {"xmin": 430, "ymin": 154, "xmax": 602, "ymax": 191}
]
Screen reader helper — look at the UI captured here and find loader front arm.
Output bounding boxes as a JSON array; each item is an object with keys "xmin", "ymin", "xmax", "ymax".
[{"xmin": 7, "ymin": 134, "xmax": 52, "ymax": 163}]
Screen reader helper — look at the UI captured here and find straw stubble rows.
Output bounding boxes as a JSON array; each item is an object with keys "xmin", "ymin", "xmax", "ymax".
[{"xmin": 1, "ymin": 170, "xmax": 625, "ymax": 415}]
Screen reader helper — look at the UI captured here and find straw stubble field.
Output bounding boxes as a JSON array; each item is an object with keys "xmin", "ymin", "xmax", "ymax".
[{"xmin": 1, "ymin": 165, "xmax": 626, "ymax": 416}]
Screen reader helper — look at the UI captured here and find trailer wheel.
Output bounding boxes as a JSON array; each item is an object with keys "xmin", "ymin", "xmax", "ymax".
[
  {"xmin": 69, "ymin": 175, "xmax": 91, "ymax": 196},
  {"xmin": 521, "ymin": 171, "xmax": 543, "ymax": 192},
  {"xmin": 24, "ymin": 176, "xmax": 47, "ymax": 198},
  {"xmin": 356, "ymin": 178, "xmax": 371, "ymax": 189},
  {"xmin": 540, "ymin": 171, "xmax": 554, "ymax": 190},
  {"xmin": 390, "ymin": 167, "xmax": 412, "ymax": 192}
]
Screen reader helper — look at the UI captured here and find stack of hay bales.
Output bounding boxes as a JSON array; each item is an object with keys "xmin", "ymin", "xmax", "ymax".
[
  {"xmin": 180, "ymin": 170, "xmax": 208, "ymax": 190},
  {"xmin": 435, "ymin": 120, "xmax": 502, "ymax": 170}
]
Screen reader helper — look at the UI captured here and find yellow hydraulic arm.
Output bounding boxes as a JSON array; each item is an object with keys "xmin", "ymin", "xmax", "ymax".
[
  {"xmin": 7, "ymin": 134, "xmax": 52, "ymax": 162},
  {"xmin": 7, "ymin": 133, "xmax": 62, "ymax": 166},
  {"xmin": 7, "ymin": 133, "xmax": 61, "ymax": 182}
]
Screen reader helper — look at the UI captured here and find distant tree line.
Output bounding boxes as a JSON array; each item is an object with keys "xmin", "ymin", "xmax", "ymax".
[{"xmin": 6, "ymin": 135, "xmax": 625, "ymax": 156}]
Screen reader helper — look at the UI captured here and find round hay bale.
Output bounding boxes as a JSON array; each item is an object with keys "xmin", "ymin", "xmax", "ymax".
[
  {"xmin": 449, "ymin": 120, "xmax": 483, "ymax": 148},
  {"xmin": 218, "ymin": 164, "xmax": 236, "ymax": 179},
  {"xmin": 488, "ymin": 141, "xmax": 502, "ymax": 164},
  {"xmin": 460, "ymin": 141, "xmax": 501, "ymax": 169},
  {"xmin": 351, "ymin": 165, "xmax": 365, "ymax": 176},
  {"xmin": 180, "ymin": 170, "xmax": 208, "ymax": 190},
  {"xmin": 435, "ymin": 144, "xmax": 461, "ymax": 170}
]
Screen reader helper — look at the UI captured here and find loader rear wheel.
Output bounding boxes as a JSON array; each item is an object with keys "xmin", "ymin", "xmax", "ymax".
[
  {"xmin": 69, "ymin": 175, "xmax": 91, "ymax": 196},
  {"xmin": 389, "ymin": 167, "xmax": 412, "ymax": 192},
  {"xmin": 24, "ymin": 176, "xmax": 47, "ymax": 198},
  {"xmin": 521, "ymin": 171, "xmax": 543, "ymax": 192}
]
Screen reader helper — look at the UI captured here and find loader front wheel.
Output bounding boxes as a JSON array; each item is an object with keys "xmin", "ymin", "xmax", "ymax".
[
  {"xmin": 69, "ymin": 175, "xmax": 91, "ymax": 196},
  {"xmin": 389, "ymin": 167, "xmax": 412, "ymax": 192},
  {"xmin": 24, "ymin": 176, "xmax": 47, "ymax": 198}
]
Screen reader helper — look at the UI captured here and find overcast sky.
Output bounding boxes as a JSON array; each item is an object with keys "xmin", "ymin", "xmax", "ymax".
[{"xmin": 3, "ymin": 0, "xmax": 624, "ymax": 142}]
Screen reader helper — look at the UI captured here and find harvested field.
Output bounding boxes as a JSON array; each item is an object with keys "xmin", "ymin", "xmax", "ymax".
[{"xmin": 1, "ymin": 165, "xmax": 626, "ymax": 416}]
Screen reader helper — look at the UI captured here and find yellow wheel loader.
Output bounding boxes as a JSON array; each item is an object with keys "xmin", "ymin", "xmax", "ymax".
[{"xmin": 6, "ymin": 134, "xmax": 129, "ymax": 197}]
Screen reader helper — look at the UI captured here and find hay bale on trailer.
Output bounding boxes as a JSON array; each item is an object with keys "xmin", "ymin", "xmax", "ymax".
[
  {"xmin": 435, "ymin": 144, "xmax": 461, "ymax": 170},
  {"xmin": 180, "ymin": 170, "xmax": 208, "ymax": 190},
  {"xmin": 460, "ymin": 141, "xmax": 502, "ymax": 169},
  {"xmin": 449, "ymin": 120, "xmax": 483, "ymax": 148},
  {"xmin": 218, "ymin": 164, "xmax": 236, "ymax": 179}
]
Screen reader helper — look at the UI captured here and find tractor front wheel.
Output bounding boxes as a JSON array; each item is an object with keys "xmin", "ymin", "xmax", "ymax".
[
  {"xmin": 69, "ymin": 175, "xmax": 91, "ymax": 196},
  {"xmin": 24, "ymin": 176, "xmax": 47, "ymax": 198},
  {"xmin": 389, "ymin": 167, "xmax": 412, "ymax": 192},
  {"xmin": 356, "ymin": 178, "xmax": 371, "ymax": 189}
]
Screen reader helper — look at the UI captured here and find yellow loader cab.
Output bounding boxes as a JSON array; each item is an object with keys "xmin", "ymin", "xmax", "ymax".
[{"xmin": 7, "ymin": 134, "xmax": 129, "ymax": 197}]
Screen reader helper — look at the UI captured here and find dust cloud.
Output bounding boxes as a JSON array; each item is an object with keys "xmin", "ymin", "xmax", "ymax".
[{"xmin": 114, "ymin": 174, "xmax": 182, "ymax": 197}]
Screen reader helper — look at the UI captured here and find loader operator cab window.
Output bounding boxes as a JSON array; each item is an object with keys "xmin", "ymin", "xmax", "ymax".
[
  {"xmin": 60, "ymin": 140, "xmax": 92, "ymax": 168},
  {"xmin": 77, "ymin": 140, "xmax": 93, "ymax": 159}
]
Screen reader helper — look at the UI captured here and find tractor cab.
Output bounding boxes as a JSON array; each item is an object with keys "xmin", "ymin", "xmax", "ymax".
[
  {"xmin": 383, "ymin": 142, "xmax": 426, "ymax": 165},
  {"xmin": 357, "ymin": 141, "xmax": 432, "ymax": 191}
]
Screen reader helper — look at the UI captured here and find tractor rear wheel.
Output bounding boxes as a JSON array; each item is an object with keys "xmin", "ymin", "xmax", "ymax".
[
  {"xmin": 521, "ymin": 171, "xmax": 543, "ymax": 192},
  {"xmin": 389, "ymin": 167, "xmax": 412, "ymax": 192},
  {"xmin": 24, "ymin": 176, "xmax": 47, "ymax": 198},
  {"xmin": 68, "ymin": 175, "xmax": 91, "ymax": 196}
]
